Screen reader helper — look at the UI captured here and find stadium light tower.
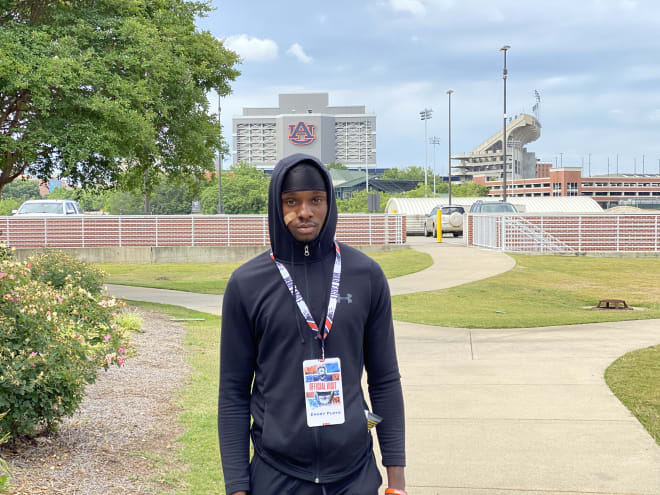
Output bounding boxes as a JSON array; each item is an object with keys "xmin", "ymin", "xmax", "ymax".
[
  {"xmin": 447, "ymin": 89, "xmax": 454, "ymax": 205},
  {"xmin": 420, "ymin": 108, "xmax": 433, "ymax": 197},
  {"xmin": 500, "ymin": 45, "xmax": 510, "ymax": 201}
]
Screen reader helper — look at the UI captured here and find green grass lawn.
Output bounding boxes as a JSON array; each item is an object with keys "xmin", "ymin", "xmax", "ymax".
[
  {"xmin": 97, "ymin": 248, "xmax": 433, "ymax": 294},
  {"xmin": 391, "ymin": 255, "xmax": 660, "ymax": 328},
  {"xmin": 127, "ymin": 301, "xmax": 225, "ymax": 494},
  {"xmin": 605, "ymin": 345, "xmax": 660, "ymax": 446}
]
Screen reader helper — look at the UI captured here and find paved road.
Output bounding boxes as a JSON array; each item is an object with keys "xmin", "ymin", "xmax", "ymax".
[{"xmin": 105, "ymin": 238, "xmax": 660, "ymax": 495}]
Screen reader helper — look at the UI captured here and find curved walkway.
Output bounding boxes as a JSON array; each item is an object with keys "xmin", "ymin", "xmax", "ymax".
[{"xmin": 105, "ymin": 241, "xmax": 660, "ymax": 495}]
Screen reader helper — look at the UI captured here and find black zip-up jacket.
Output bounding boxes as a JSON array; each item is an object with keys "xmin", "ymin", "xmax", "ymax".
[{"xmin": 218, "ymin": 154, "xmax": 405, "ymax": 494}]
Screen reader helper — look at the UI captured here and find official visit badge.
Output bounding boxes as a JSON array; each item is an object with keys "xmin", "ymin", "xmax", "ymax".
[{"xmin": 303, "ymin": 358, "xmax": 345, "ymax": 427}]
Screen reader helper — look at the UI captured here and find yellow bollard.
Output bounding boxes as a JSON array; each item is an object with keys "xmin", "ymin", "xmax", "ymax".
[{"xmin": 436, "ymin": 208, "xmax": 442, "ymax": 243}]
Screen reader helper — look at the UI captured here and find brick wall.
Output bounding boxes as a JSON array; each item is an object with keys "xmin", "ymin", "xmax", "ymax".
[{"xmin": 0, "ymin": 214, "xmax": 406, "ymax": 248}]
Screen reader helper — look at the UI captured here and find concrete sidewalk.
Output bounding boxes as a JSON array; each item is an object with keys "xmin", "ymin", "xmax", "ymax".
[
  {"xmin": 105, "ymin": 241, "xmax": 660, "ymax": 494},
  {"xmin": 106, "ymin": 239, "xmax": 515, "ymax": 309},
  {"xmin": 394, "ymin": 318, "xmax": 660, "ymax": 495}
]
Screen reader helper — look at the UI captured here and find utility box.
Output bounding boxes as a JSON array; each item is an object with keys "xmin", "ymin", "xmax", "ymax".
[{"xmin": 367, "ymin": 193, "xmax": 380, "ymax": 212}]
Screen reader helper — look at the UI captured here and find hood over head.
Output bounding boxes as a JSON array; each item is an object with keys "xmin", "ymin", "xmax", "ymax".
[{"xmin": 268, "ymin": 153, "xmax": 337, "ymax": 262}]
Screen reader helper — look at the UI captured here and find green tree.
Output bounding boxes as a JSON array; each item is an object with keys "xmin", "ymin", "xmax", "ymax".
[
  {"xmin": 150, "ymin": 180, "xmax": 195, "ymax": 215},
  {"xmin": 452, "ymin": 183, "xmax": 489, "ymax": 197},
  {"xmin": 201, "ymin": 162, "xmax": 269, "ymax": 214},
  {"xmin": 46, "ymin": 186, "xmax": 76, "ymax": 200},
  {"xmin": 327, "ymin": 162, "xmax": 347, "ymax": 170},
  {"xmin": 103, "ymin": 190, "xmax": 143, "ymax": 215},
  {"xmin": 0, "ymin": 197, "xmax": 21, "ymax": 215},
  {"xmin": 381, "ymin": 166, "xmax": 425, "ymax": 181},
  {"xmin": 2, "ymin": 179, "xmax": 40, "ymax": 201},
  {"xmin": 0, "ymin": 0, "xmax": 239, "ymax": 196},
  {"xmin": 337, "ymin": 190, "xmax": 391, "ymax": 213}
]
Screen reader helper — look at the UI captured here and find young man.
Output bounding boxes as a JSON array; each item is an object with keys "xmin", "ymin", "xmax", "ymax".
[{"xmin": 218, "ymin": 153, "xmax": 406, "ymax": 495}]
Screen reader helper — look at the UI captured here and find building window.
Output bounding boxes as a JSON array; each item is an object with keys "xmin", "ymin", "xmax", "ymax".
[
  {"xmin": 552, "ymin": 183, "xmax": 562, "ymax": 196},
  {"xmin": 567, "ymin": 182, "xmax": 578, "ymax": 196}
]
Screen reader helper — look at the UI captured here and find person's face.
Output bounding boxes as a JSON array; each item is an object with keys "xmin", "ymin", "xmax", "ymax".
[
  {"xmin": 281, "ymin": 190, "xmax": 328, "ymax": 243},
  {"xmin": 318, "ymin": 366, "xmax": 326, "ymax": 378}
]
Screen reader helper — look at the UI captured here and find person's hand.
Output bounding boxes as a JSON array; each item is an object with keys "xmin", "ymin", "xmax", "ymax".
[{"xmin": 231, "ymin": 491, "xmax": 247, "ymax": 495}]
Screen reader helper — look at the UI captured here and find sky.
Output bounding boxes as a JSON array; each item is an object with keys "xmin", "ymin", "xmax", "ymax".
[{"xmin": 198, "ymin": 0, "xmax": 660, "ymax": 177}]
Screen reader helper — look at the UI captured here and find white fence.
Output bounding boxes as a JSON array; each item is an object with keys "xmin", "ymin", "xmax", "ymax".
[
  {"xmin": 0, "ymin": 214, "xmax": 406, "ymax": 248},
  {"xmin": 468, "ymin": 213, "xmax": 660, "ymax": 253}
]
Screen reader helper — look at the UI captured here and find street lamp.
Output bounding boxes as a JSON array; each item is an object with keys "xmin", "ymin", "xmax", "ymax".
[
  {"xmin": 500, "ymin": 45, "xmax": 510, "ymax": 201},
  {"xmin": 217, "ymin": 97, "xmax": 223, "ymax": 213},
  {"xmin": 420, "ymin": 108, "xmax": 433, "ymax": 196},
  {"xmin": 430, "ymin": 136, "xmax": 441, "ymax": 196},
  {"xmin": 447, "ymin": 89, "xmax": 453, "ymax": 205}
]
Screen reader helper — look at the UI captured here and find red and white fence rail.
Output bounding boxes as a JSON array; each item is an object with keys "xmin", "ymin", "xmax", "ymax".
[
  {"xmin": 467, "ymin": 213, "xmax": 660, "ymax": 253},
  {"xmin": 0, "ymin": 214, "xmax": 406, "ymax": 248}
]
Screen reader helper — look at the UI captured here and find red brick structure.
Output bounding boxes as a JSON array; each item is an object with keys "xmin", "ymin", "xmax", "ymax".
[
  {"xmin": 0, "ymin": 214, "xmax": 406, "ymax": 248},
  {"xmin": 473, "ymin": 167, "xmax": 660, "ymax": 208}
]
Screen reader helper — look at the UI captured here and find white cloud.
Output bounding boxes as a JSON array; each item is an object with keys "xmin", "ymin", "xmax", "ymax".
[
  {"xmin": 287, "ymin": 43, "xmax": 313, "ymax": 64},
  {"xmin": 223, "ymin": 35, "xmax": 278, "ymax": 62},
  {"xmin": 318, "ymin": 14, "xmax": 328, "ymax": 24},
  {"xmin": 649, "ymin": 109, "xmax": 660, "ymax": 122},
  {"xmin": 389, "ymin": 0, "xmax": 426, "ymax": 15}
]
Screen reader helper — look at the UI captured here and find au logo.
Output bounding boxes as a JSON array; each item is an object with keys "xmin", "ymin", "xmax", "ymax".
[{"xmin": 288, "ymin": 121, "xmax": 316, "ymax": 145}]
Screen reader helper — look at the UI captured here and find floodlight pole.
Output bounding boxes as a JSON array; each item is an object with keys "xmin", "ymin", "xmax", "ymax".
[
  {"xmin": 447, "ymin": 89, "xmax": 454, "ymax": 205},
  {"xmin": 501, "ymin": 45, "xmax": 510, "ymax": 202},
  {"xmin": 217, "ymin": 97, "xmax": 223, "ymax": 214},
  {"xmin": 420, "ymin": 108, "xmax": 433, "ymax": 197}
]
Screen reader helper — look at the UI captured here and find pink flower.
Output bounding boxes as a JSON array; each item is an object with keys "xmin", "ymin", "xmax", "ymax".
[
  {"xmin": 118, "ymin": 347, "xmax": 125, "ymax": 355},
  {"xmin": 0, "ymin": 272, "xmax": 5, "ymax": 279},
  {"xmin": 29, "ymin": 352, "xmax": 37, "ymax": 358},
  {"xmin": 117, "ymin": 355, "xmax": 126, "ymax": 367},
  {"xmin": 57, "ymin": 296, "xmax": 63, "ymax": 303},
  {"xmin": 7, "ymin": 296, "xmax": 13, "ymax": 302},
  {"xmin": 104, "ymin": 334, "xmax": 111, "ymax": 342},
  {"xmin": 8, "ymin": 274, "xmax": 14, "ymax": 280}
]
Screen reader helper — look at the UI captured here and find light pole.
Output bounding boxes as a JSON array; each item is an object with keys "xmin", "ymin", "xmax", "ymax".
[
  {"xmin": 365, "ymin": 120, "xmax": 369, "ymax": 192},
  {"xmin": 500, "ymin": 45, "xmax": 510, "ymax": 201},
  {"xmin": 447, "ymin": 89, "xmax": 454, "ymax": 205},
  {"xmin": 420, "ymin": 108, "xmax": 433, "ymax": 196},
  {"xmin": 430, "ymin": 136, "xmax": 441, "ymax": 196},
  {"xmin": 217, "ymin": 97, "xmax": 223, "ymax": 214}
]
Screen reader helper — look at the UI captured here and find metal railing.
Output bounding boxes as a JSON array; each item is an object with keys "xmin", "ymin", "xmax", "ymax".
[
  {"xmin": 0, "ymin": 214, "xmax": 406, "ymax": 248},
  {"xmin": 469, "ymin": 213, "xmax": 660, "ymax": 253}
]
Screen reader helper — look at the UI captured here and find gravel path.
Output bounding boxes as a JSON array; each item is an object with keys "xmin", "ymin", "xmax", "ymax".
[{"xmin": 1, "ymin": 310, "xmax": 189, "ymax": 494}]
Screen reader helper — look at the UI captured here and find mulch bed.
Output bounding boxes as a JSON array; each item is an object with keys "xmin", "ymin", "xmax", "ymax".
[{"xmin": 1, "ymin": 310, "xmax": 189, "ymax": 494}]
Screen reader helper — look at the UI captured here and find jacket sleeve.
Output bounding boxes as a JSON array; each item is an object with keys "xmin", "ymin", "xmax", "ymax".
[
  {"xmin": 364, "ymin": 261, "xmax": 406, "ymax": 467},
  {"xmin": 218, "ymin": 275, "xmax": 256, "ymax": 494}
]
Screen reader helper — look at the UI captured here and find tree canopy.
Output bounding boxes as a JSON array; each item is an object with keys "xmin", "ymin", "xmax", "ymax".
[
  {"xmin": 201, "ymin": 162, "xmax": 269, "ymax": 214},
  {"xmin": 0, "ymin": 0, "xmax": 240, "ymax": 196}
]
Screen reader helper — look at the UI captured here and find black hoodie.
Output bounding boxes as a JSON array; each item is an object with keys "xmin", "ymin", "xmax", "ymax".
[{"xmin": 218, "ymin": 154, "xmax": 405, "ymax": 494}]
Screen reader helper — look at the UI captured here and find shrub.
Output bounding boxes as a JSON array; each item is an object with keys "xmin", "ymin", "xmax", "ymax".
[
  {"xmin": 0, "ymin": 259, "xmax": 127, "ymax": 439},
  {"xmin": 28, "ymin": 250, "xmax": 105, "ymax": 296}
]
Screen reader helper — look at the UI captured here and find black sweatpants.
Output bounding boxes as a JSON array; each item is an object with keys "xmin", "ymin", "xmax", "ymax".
[{"xmin": 248, "ymin": 453, "xmax": 382, "ymax": 495}]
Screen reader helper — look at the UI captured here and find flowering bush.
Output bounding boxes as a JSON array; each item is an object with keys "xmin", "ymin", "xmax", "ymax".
[
  {"xmin": 0, "ymin": 255, "xmax": 127, "ymax": 439},
  {"xmin": 28, "ymin": 249, "xmax": 105, "ymax": 296}
]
